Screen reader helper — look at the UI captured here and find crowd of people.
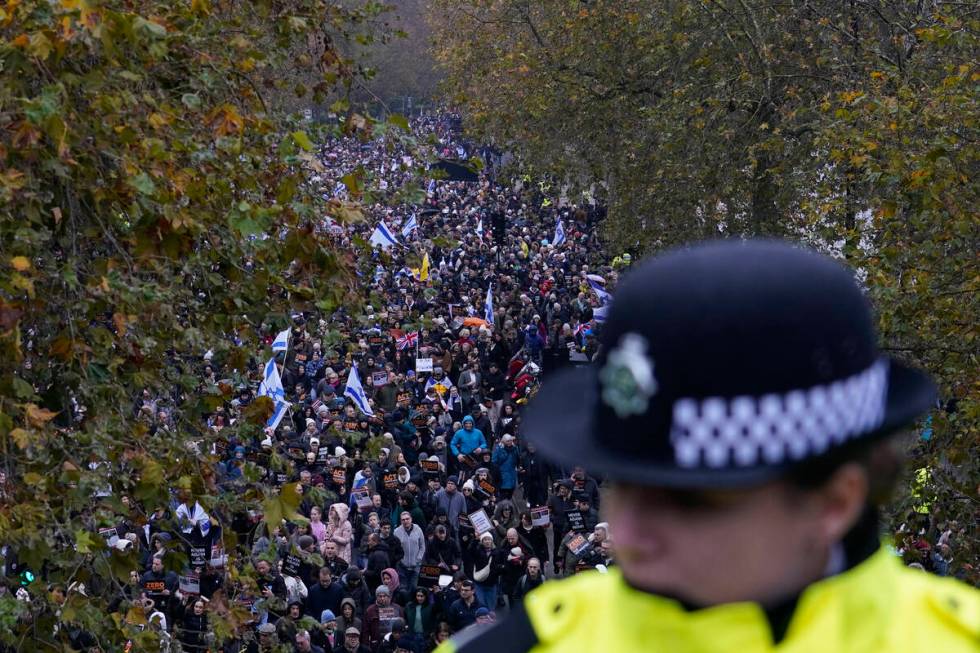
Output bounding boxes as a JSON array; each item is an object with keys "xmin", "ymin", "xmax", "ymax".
[
  {"xmin": 48, "ymin": 114, "xmax": 624, "ymax": 653},
  {"xmin": 3, "ymin": 109, "xmax": 970, "ymax": 653}
]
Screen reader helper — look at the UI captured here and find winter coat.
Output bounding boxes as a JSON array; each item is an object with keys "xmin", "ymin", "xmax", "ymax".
[
  {"xmin": 491, "ymin": 443, "xmax": 520, "ymax": 490},
  {"xmin": 394, "ymin": 523, "xmax": 426, "ymax": 569},
  {"xmin": 325, "ymin": 503, "xmax": 353, "ymax": 563},
  {"xmin": 450, "ymin": 418, "xmax": 487, "ymax": 456},
  {"xmin": 306, "ymin": 579, "xmax": 344, "ymax": 620},
  {"xmin": 434, "ymin": 488, "xmax": 467, "ymax": 531},
  {"xmin": 423, "ymin": 534, "xmax": 463, "ymax": 572},
  {"xmin": 441, "ymin": 546, "xmax": 980, "ymax": 653}
]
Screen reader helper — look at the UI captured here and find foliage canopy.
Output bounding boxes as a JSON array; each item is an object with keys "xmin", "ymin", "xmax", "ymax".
[{"xmin": 431, "ymin": 0, "xmax": 978, "ymax": 575}]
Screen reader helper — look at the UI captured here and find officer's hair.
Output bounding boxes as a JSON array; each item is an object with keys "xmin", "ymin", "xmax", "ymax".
[{"xmin": 787, "ymin": 434, "xmax": 904, "ymax": 506}]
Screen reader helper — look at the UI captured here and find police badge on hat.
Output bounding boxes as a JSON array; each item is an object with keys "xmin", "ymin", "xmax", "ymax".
[{"xmin": 599, "ymin": 333, "xmax": 657, "ymax": 418}]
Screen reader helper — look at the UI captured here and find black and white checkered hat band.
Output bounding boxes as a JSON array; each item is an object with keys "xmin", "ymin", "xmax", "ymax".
[{"xmin": 670, "ymin": 360, "xmax": 889, "ymax": 469}]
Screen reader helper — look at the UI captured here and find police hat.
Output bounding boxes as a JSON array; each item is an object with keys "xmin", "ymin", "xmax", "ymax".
[{"xmin": 526, "ymin": 240, "xmax": 936, "ymax": 488}]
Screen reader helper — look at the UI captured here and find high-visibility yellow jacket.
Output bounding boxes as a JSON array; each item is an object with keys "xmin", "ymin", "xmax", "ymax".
[{"xmin": 439, "ymin": 547, "xmax": 979, "ymax": 652}]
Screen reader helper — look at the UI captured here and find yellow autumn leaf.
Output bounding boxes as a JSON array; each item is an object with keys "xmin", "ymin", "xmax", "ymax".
[
  {"xmin": 10, "ymin": 256, "xmax": 30, "ymax": 271},
  {"xmin": 25, "ymin": 403, "xmax": 58, "ymax": 427},
  {"xmin": 10, "ymin": 428, "xmax": 30, "ymax": 449}
]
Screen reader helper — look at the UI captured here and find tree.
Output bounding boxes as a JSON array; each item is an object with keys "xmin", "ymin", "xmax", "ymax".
[
  {"xmin": 0, "ymin": 0, "xmax": 407, "ymax": 649},
  {"xmin": 431, "ymin": 0, "xmax": 978, "ymax": 578}
]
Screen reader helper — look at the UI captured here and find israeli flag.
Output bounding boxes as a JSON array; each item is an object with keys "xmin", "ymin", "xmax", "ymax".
[
  {"xmin": 553, "ymin": 218, "xmax": 566, "ymax": 246},
  {"xmin": 258, "ymin": 357, "xmax": 291, "ymax": 429},
  {"xmin": 424, "ymin": 374, "xmax": 455, "ymax": 394},
  {"xmin": 476, "ymin": 218, "xmax": 484, "ymax": 239},
  {"xmin": 401, "ymin": 214, "xmax": 418, "ymax": 239},
  {"xmin": 427, "ymin": 179, "xmax": 436, "ymax": 195},
  {"xmin": 369, "ymin": 222, "xmax": 400, "ymax": 250},
  {"xmin": 271, "ymin": 328, "xmax": 290, "ymax": 353},
  {"xmin": 593, "ymin": 304, "xmax": 609, "ymax": 324},
  {"xmin": 588, "ymin": 279, "xmax": 613, "ymax": 305},
  {"xmin": 484, "ymin": 284, "xmax": 495, "ymax": 326},
  {"xmin": 343, "ymin": 365, "xmax": 374, "ymax": 416}
]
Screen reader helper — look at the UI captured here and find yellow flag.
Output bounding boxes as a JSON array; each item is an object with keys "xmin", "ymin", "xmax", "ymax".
[{"xmin": 412, "ymin": 253, "xmax": 430, "ymax": 282}]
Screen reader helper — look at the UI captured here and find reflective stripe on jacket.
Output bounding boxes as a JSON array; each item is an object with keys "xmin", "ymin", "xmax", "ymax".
[{"xmin": 439, "ymin": 546, "xmax": 980, "ymax": 652}]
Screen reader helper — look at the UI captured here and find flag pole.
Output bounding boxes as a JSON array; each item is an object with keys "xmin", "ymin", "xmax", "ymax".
[{"xmin": 279, "ymin": 327, "xmax": 291, "ymax": 378}]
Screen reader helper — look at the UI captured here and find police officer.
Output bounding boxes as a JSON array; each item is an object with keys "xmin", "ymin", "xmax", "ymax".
[{"xmin": 439, "ymin": 240, "xmax": 979, "ymax": 652}]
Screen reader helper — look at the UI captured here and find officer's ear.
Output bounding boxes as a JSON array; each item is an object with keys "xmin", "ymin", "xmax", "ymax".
[{"xmin": 812, "ymin": 461, "xmax": 869, "ymax": 544}]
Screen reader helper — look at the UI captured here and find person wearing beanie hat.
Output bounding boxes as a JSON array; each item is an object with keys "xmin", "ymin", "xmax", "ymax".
[
  {"xmin": 364, "ymin": 579, "xmax": 404, "ymax": 649},
  {"xmin": 434, "ymin": 475, "xmax": 467, "ymax": 537},
  {"xmin": 439, "ymin": 241, "xmax": 979, "ymax": 653}
]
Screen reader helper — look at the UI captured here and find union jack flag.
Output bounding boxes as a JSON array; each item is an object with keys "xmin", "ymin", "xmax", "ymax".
[{"xmin": 397, "ymin": 331, "xmax": 419, "ymax": 351}]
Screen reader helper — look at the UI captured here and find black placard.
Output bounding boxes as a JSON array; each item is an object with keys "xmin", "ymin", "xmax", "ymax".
[
  {"xmin": 189, "ymin": 546, "xmax": 207, "ymax": 568},
  {"xmin": 566, "ymin": 509, "xmax": 586, "ymax": 532},
  {"xmin": 282, "ymin": 554, "xmax": 302, "ymax": 577},
  {"xmin": 418, "ymin": 564, "xmax": 442, "ymax": 588},
  {"xmin": 383, "ymin": 472, "xmax": 398, "ymax": 490}
]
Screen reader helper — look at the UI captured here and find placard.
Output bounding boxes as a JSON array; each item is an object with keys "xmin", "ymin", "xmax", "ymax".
[
  {"xmin": 567, "ymin": 533, "xmax": 591, "ymax": 557},
  {"xmin": 378, "ymin": 606, "xmax": 398, "ymax": 633},
  {"xmin": 478, "ymin": 479, "xmax": 496, "ymax": 497},
  {"xmin": 295, "ymin": 353, "xmax": 308, "ymax": 363},
  {"xmin": 179, "ymin": 573, "xmax": 200, "ymax": 595},
  {"xmin": 372, "ymin": 371, "xmax": 389, "ymax": 387},
  {"xmin": 418, "ymin": 564, "xmax": 442, "ymax": 588},
  {"xmin": 383, "ymin": 472, "xmax": 398, "ymax": 490},
  {"xmin": 467, "ymin": 509, "xmax": 493, "ymax": 535},
  {"xmin": 396, "ymin": 392, "xmax": 412, "ymax": 405},
  {"xmin": 332, "ymin": 467, "xmax": 346, "ymax": 485},
  {"xmin": 368, "ymin": 336, "xmax": 384, "ymax": 346},
  {"xmin": 415, "ymin": 358, "xmax": 433, "ymax": 373},
  {"xmin": 530, "ymin": 506, "xmax": 550, "ymax": 527},
  {"xmin": 282, "ymin": 554, "xmax": 302, "ymax": 577},
  {"xmin": 189, "ymin": 546, "xmax": 208, "ymax": 568},
  {"xmin": 420, "ymin": 459, "xmax": 440, "ymax": 473},
  {"xmin": 352, "ymin": 487, "xmax": 373, "ymax": 509},
  {"xmin": 99, "ymin": 527, "xmax": 119, "ymax": 547},
  {"xmin": 143, "ymin": 580, "xmax": 166, "ymax": 594},
  {"xmin": 210, "ymin": 545, "xmax": 226, "ymax": 568},
  {"xmin": 566, "ymin": 509, "xmax": 586, "ymax": 532}
]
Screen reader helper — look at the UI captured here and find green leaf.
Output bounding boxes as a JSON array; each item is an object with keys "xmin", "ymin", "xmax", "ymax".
[
  {"xmin": 74, "ymin": 530, "xmax": 99, "ymax": 554},
  {"xmin": 291, "ymin": 131, "xmax": 314, "ymax": 152},
  {"xmin": 11, "ymin": 377, "xmax": 34, "ymax": 399},
  {"xmin": 389, "ymin": 113, "xmax": 409, "ymax": 132},
  {"xmin": 181, "ymin": 93, "xmax": 202, "ymax": 110},
  {"xmin": 128, "ymin": 173, "xmax": 156, "ymax": 196}
]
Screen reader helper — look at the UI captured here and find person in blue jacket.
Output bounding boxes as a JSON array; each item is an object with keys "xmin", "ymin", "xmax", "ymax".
[
  {"xmin": 491, "ymin": 434, "xmax": 520, "ymax": 499},
  {"xmin": 450, "ymin": 415, "xmax": 487, "ymax": 469}
]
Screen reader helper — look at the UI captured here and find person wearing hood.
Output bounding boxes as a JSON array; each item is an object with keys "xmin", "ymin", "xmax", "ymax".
[
  {"xmin": 335, "ymin": 598, "xmax": 362, "ymax": 640},
  {"xmin": 325, "ymin": 503, "xmax": 353, "ymax": 563},
  {"xmin": 381, "ymin": 567, "xmax": 412, "ymax": 607},
  {"xmin": 340, "ymin": 568, "xmax": 372, "ymax": 619},
  {"xmin": 491, "ymin": 500, "xmax": 519, "ymax": 541},
  {"xmin": 449, "ymin": 416, "xmax": 487, "ymax": 470}
]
